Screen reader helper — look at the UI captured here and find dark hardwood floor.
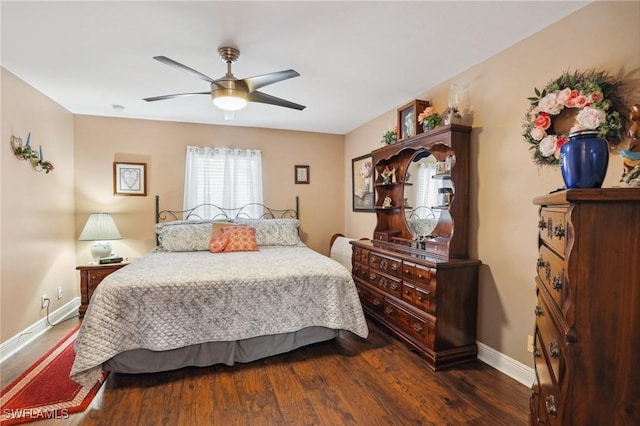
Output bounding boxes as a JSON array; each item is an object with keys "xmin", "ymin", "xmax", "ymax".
[{"xmin": 1, "ymin": 317, "xmax": 529, "ymax": 425}]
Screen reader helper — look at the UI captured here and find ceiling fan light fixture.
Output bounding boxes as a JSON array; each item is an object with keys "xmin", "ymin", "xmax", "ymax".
[{"xmin": 212, "ymin": 88, "xmax": 248, "ymax": 111}]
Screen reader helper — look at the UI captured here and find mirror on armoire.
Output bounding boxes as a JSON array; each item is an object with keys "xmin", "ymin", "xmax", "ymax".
[{"xmin": 403, "ymin": 146, "xmax": 456, "ymax": 242}]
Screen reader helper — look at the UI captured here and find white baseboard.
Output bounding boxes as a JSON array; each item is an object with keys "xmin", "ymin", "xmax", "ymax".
[
  {"xmin": 477, "ymin": 341, "xmax": 535, "ymax": 387},
  {"xmin": 0, "ymin": 297, "xmax": 80, "ymax": 365}
]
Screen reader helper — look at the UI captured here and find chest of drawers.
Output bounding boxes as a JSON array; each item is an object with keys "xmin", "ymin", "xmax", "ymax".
[
  {"xmin": 531, "ymin": 189, "xmax": 640, "ymax": 425},
  {"xmin": 351, "ymin": 239, "xmax": 480, "ymax": 370}
]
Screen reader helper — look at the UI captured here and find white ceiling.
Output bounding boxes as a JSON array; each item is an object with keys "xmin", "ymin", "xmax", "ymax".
[{"xmin": 1, "ymin": 1, "xmax": 588, "ymax": 135}]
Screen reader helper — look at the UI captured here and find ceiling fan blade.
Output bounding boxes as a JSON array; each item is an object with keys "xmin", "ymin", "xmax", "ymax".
[
  {"xmin": 243, "ymin": 70, "xmax": 300, "ymax": 92},
  {"xmin": 143, "ymin": 92, "xmax": 210, "ymax": 102},
  {"xmin": 247, "ymin": 91, "xmax": 306, "ymax": 110},
  {"xmin": 153, "ymin": 56, "xmax": 215, "ymax": 83}
]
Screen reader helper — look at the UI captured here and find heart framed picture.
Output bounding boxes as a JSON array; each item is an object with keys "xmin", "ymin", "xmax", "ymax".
[{"xmin": 113, "ymin": 162, "xmax": 147, "ymax": 196}]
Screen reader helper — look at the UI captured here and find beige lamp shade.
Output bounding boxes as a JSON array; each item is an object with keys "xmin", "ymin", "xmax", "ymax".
[{"xmin": 79, "ymin": 213, "xmax": 122, "ymax": 262}]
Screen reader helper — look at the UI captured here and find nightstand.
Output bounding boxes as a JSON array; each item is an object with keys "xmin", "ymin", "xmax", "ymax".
[{"xmin": 76, "ymin": 263, "xmax": 128, "ymax": 317}]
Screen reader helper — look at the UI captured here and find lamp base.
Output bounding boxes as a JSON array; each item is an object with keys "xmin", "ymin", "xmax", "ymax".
[{"xmin": 90, "ymin": 241, "xmax": 113, "ymax": 263}]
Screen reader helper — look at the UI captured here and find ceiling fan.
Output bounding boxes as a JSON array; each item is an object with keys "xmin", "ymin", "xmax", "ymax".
[{"xmin": 143, "ymin": 46, "xmax": 306, "ymax": 111}]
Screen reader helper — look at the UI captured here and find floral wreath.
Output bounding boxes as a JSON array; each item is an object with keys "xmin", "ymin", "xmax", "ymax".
[{"xmin": 523, "ymin": 69, "xmax": 627, "ymax": 166}]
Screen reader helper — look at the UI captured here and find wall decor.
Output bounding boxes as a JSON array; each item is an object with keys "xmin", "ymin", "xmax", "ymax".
[
  {"xmin": 397, "ymin": 99, "xmax": 430, "ymax": 141},
  {"xmin": 352, "ymin": 154, "xmax": 374, "ymax": 212},
  {"xmin": 114, "ymin": 162, "xmax": 147, "ymax": 196},
  {"xmin": 10, "ymin": 133, "xmax": 55, "ymax": 173},
  {"xmin": 295, "ymin": 165, "xmax": 310, "ymax": 184}
]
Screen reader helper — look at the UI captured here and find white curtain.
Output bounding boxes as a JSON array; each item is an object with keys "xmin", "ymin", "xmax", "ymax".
[{"xmin": 183, "ymin": 146, "xmax": 263, "ymax": 218}]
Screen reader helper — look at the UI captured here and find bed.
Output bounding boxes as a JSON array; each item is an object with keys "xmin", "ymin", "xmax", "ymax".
[{"xmin": 70, "ymin": 197, "xmax": 369, "ymax": 386}]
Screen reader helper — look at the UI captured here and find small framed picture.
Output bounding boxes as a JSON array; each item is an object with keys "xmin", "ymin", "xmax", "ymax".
[
  {"xmin": 397, "ymin": 99, "xmax": 430, "ymax": 141},
  {"xmin": 295, "ymin": 165, "xmax": 310, "ymax": 184},
  {"xmin": 114, "ymin": 162, "xmax": 147, "ymax": 196},
  {"xmin": 352, "ymin": 154, "xmax": 374, "ymax": 212}
]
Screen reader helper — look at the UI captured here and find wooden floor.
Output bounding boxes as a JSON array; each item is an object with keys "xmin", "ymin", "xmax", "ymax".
[{"xmin": 1, "ymin": 317, "xmax": 530, "ymax": 425}]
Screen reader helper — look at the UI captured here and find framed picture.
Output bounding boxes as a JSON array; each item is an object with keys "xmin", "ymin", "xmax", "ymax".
[
  {"xmin": 397, "ymin": 99, "xmax": 430, "ymax": 141},
  {"xmin": 295, "ymin": 165, "xmax": 310, "ymax": 184},
  {"xmin": 352, "ymin": 154, "xmax": 374, "ymax": 212},
  {"xmin": 113, "ymin": 162, "xmax": 147, "ymax": 196}
]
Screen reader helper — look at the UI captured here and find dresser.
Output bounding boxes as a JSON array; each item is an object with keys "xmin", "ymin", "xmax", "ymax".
[
  {"xmin": 351, "ymin": 125, "xmax": 481, "ymax": 370},
  {"xmin": 76, "ymin": 263, "xmax": 128, "ymax": 317},
  {"xmin": 531, "ymin": 189, "xmax": 640, "ymax": 425}
]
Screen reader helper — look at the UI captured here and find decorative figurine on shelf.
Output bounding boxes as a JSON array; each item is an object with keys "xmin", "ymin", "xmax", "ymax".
[
  {"xmin": 620, "ymin": 104, "xmax": 640, "ymax": 187},
  {"xmin": 382, "ymin": 196, "xmax": 393, "ymax": 208},
  {"xmin": 381, "ymin": 166, "xmax": 396, "ymax": 184}
]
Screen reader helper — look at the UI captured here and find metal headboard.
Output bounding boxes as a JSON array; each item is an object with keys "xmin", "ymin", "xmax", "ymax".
[{"xmin": 155, "ymin": 195, "xmax": 299, "ymax": 224}]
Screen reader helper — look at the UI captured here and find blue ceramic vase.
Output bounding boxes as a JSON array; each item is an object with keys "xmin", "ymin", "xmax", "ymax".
[{"xmin": 560, "ymin": 130, "xmax": 609, "ymax": 188}]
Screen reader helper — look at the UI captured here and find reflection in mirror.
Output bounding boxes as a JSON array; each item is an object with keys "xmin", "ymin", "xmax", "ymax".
[{"xmin": 404, "ymin": 150, "xmax": 455, "ymax": 239}]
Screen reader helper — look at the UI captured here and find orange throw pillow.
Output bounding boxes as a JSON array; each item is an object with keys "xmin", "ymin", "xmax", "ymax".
[
  {"xmin": 209, "ymin": 232, "xmax": 230, "ymax": 253},
  {"xmin": 221, "ymin": 226, "xmax": 258, "ymax": 252}
]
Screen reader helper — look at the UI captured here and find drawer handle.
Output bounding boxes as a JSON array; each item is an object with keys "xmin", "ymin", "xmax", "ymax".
[
  {"xmin": 538, "ymin": 219, "xmax": 547, "ymax": 230},
  {"xmin": 553, "ymin": 224, "xmax": 565, "ymax": 239},
  {"xmin": 536, "ymin": 257, "xmax": 545, "ymax": 269},
  {"xmin": 545, "ymin": 395, "xmax": 558, "ymax": 416},
  {"xmin": 404, "ymin": 289, "xmax": 411, "ymax": 295},
  {"xmin": 370, "ymin": 255, "xmax": 378, "ymax": 264},
  {"xmin": 417, "ymin": 296, "xmax": 423, "ymax": 301},
  {"xmin": 404, "ymin": 269, "xmax": 412, "ymax": 276},
  {"xmin": 385, "ymin": 306, "xmax": 394, "ymax": 315},
  {"xmin": 413, "ymin": 323, "xmax": 423, "ymax": 333},
  {"xmin": 534, "ymin": 305, "xmax": 543, "ymax": 317},
  {"xmin": 372, "ymin": 298, "xmax": 381, "ymax": 306},
  {"xmin": 391, "ymin": 263, "xmax": 399, "ymax": 271},
  {"xmin": 379, "ymin": 277, "xmax": 387, "ymax": 288},
  {"xmin": 380, "ymin": 259, "xmax": 387, "ymax": 270},
  {"xmin": 549, "ymin": 340, "xmax": 560, "ymax": 358},
  {"xmin": 369, "ymin": 273, "xmax": 376, "ymax": 281},
  {"xmin": 390, "ymin": 282, "xmax": 398, "ymax": 290},
  {"xmin": 552, "ymin": 273, "xmax": 563, "ymax": 291},
  {"xmin": 418, "ymin": 273, "xmax": 424, "ymax": 279}
]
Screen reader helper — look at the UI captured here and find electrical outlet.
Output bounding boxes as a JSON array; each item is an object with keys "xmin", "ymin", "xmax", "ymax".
[
  {"xmin": 41, "ymin": 295, "xmax": 49, "ymax": 309},
  {"xmin": 58, "ymin": 286, "xmax": 63, "ymax": 299},
  {"xmin": 527, "ymin": 335, "xmax": 534, "ymax": 353}
]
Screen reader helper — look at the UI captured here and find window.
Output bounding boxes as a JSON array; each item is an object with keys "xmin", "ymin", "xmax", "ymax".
[{"xmin": 183, "ymin": 146, "xmax": 263, "ymax": 218}]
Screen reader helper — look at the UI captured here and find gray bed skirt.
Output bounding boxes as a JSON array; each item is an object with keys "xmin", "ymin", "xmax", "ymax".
[{"xmin": 103, "ymin": 326, "xmax": 339, "ymax": 374}]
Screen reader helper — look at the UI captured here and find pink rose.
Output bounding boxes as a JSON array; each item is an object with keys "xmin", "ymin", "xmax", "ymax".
[
  {"xmin": 534, "ymin": 114, "xmax": 551, "ymax": 130},
  {"xmin": 575, "ymin": 106, "xmax": 606, "ymax": 129},
  {"xmin": 589, "ymin": 92, "xmax": 603, "ymax": 103},
  {"xmin": 530, "ymin": 127, "xmax": 546, "ymax": 141},
  {"xmin": 573, "ymin": 96, "xmax": 588, "ymax": 108}
]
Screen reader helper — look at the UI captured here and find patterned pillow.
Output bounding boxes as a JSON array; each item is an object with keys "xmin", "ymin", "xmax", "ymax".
[
  {"xmin": 221, "ymin": 226, "xmax": 259, "ymax": 252},
  {"xmin": 233, "ymin": 219, "xmax": 304, "ymax": 246},
  {"xmin": 155, "ymin": 220, "xmax": 217, "ymax": 252},
  {"xmin": 209, "ymin": 232, "xmax": 230, "ymax": 253}
]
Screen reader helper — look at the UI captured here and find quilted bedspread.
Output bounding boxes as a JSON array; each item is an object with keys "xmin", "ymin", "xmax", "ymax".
[{"xmin": 70, "ymin": 246, "xmax": 368, "ymax": 386}]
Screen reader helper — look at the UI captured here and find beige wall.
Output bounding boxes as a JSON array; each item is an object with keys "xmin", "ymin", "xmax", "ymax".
[
  {"xmin": 1, "ymin": 68, "xmax": 76, "ymax": 341},
  {"xmin": 344, "ymin": 1, "xmax": 640, "ymax": 366},
  {"xmin": 73, "ymin": 115, "xmax": 345, "ymax": 262}
]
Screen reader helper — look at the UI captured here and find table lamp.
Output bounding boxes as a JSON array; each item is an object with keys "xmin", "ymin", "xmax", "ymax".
[{"xmin": 79, "ymin": 213, "xmax": 122, "ymax": 263}]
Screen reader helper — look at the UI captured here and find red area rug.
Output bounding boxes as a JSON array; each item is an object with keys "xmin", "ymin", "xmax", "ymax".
[{"xmin": 0, "ymin": 326, "xmax": 108, "ymax": 424}]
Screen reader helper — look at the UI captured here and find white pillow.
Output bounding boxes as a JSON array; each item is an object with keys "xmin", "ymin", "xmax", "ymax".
[{"xmin": 155, "ymin": 220, "xmax": 216, "ymax": 252}]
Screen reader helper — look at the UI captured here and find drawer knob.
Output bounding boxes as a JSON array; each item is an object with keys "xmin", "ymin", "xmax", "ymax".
[
  {"xmin": 417, "ymin": 296, "xmax": 423, "ymax": 301},
  {"xmin": 369, "ymin": 273, "xmax": 376, "ymax": 281},
  {"xmin": 534, "ymin": 305, "xmax": 543, "ymax": 317},
  {"xmin": 379, "ymin": 277, "xmax": 387, "ymax": 288},
  {"xmin": 391, "ymin": 263, "xmax": 399, "ymax": 271},
  {"xmin": 404, "ymin": 269, "xmax": 412, "ymax": 275},
  {"xmin": 373, "ymin": 298, "xmax": 381, "ymax": 306},
  {"xmin": 91, "ymin": 275, "xmax": 97, "ymax": 280},
  {"xmin": 549, "ymin": 340, "xmax": 560, "ymax": 358},
  {"xmin": 413, "ymin": 323, "xmax": 423, "ymax": 333},
  {"xmin": 533, "ymin": 346, "xmax": 541, "ymax": 358},
  {"xmin": 385, "ymin": 306, "xmax": 394, "ymax": 315},
  {"xmin": 370, "ymin": 255, "xmax": 378, "ymax": 264},
  {"xmin": 545, "ymin": 395, "xmax": 558, "ymax": 416},
  {"xmin": 536, "ymin": 257, "xmax": 545, "ymax": 269},
  {"xmin": 538, "ymin": 219, "xmax": 547, "ymax": 230},
  {"xmin": 404, "ymin": 289, "xmax": 410, "ymax": 295},
  {"xmin": 552, "ymin": 274, "xmax": 563, "ymax": 291},
  {"xmin": 380, "ymin": 259, "xmax": 387, "ymax": 270},
  {"xmin": 390, "ymin": 282, "xmax": 398, "ymax": 290}
]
